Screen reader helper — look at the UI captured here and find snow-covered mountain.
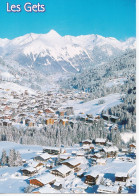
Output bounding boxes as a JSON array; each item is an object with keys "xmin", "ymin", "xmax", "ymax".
[{"xmin": 0, "ymin": 30, "xmax": 136, "ymax": 74}]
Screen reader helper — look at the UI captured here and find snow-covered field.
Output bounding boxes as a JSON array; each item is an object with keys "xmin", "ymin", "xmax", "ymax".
[
  {"xmin": 0, "ymin": 141, "xmax": 43, "ymax": 160},
  {"xmin": 62, "ymin": 93, "xmax": 124, "ymax": 117},
  {"xmin": 0, "ymin": 142, "xmax": 44, "ymax": 193}
]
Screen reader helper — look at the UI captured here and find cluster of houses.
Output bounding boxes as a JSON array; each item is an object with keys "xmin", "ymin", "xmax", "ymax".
[
  {"xmin": 0, "ymin": 86, "xmax": 122, "ymax": 132},
  {"xmin": 19, "ymin": 138, "xmax": 136, "ymax": 194},
  {"xmin": 0, "ymin": 87, "xmax": 90, "ymax": 128}
]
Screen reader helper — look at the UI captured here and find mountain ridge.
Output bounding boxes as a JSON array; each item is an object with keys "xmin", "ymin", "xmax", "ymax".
[{"xmin": 0, "ymin": 30, "xmax": 136, "ymax": 74}]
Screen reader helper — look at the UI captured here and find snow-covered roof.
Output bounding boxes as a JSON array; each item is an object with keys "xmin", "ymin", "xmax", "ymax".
[
  {"xmin": 43, "ymin": 146, "xmax": 60, "ymax": 151},
  {"xmin": 95, "ymin": 138, "xmax": 107, "ymax": 143},
  {"xmin": 115, "ymin": 172, "xmax": 128, "ymax": 178},
  {"xmin": 97, "ymin": 185, "xmax": 120, "ymax": 194},
  {"xmin": 35, "ymin": 173, "xmax": 56, "ymax": 185},
  {"xmin": 82, "ymin": 139, "xmax": 92, "ymax": 143},
  {"xmin": 62, "ymin": 158, "xmax": 81, "ymax": 166},
  {"xmin": 36, "ymin": 153, "xmax": 51, "ymax": 160},
  {"xmin": 51, "ymin": 165, "xmax": 72, "ymax": 175},
  {"xmin": 28, "ymin": 160, "xmax": 41, "ymax": 168},
  {"xmin": 33, "ymin": 184, "xmax": 59, "ymax": 193},
  {"xmin": 86, "ymin": 159, "xmax": 135, "ymax": 177},
  {"xmin": 85, "ymin": 169, "xmax": 100, "ymax": 178},
  {"xmin": 93, "ymin": 153, "xmax": 102, "ymax": 158},
  {"xmin": 60, "ymin": 154, "xmax": 70, "ymax": 159},
  {"xmin": 21, "ymin": 166, "xmax": 36, "ymax": 172},
  {"xmin": 103, "ymin": 146, "xmax": 119, "ymax": 153}
]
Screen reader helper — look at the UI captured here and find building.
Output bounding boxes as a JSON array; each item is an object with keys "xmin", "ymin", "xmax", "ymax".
[
  {"xmin": 45, "ymin": 118, "xmax": 55, "ymax": 125},
  {"xmin": 95, "ymin": 138, "xmax": 107, "ymax": 145},
  {"xmin": 84, "ymin": 170, "xmax": 100, "ymax": 185},
  {"xmin": 82, "ymin": 139, "xmax": 92, "ymax": 145},
  {"xmin": 21, "ymin": 167, "xmax": 37, "ymax": 176},
  {"xmin": 43, "ymin": 147, "xmax": 61, "ymax": 155},
  {"xmin": 29, "ymin": 173, "xmax": 56, "ymax": 187},
  {"xmin": 61, "ymin": 158, "xmax": 81, "ymax": 172},
  {"xmin": 60, "ymin": 119, "xmax": 68, "ymax": 126},
  {"xmin": 51, "ymin": 165, "xmax": 72, "ymax": 178},
  {"xmin": 34, "ymin": 153, "xmax": 51, "ymax": 162},
  {"xmin": 97, "ymin": 185, "xmax": 120, "ymax": 194},
  {"xmin": 115, "ymin": 172, "xmax": 128, "ymax": 182},
  {"xmin": 103, "ymin": 146, "xmax": 119, "ymax": 158}
]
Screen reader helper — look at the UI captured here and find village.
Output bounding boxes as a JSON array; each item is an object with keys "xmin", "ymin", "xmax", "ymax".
[
  {"xmin": 0, "ymin": 86, "xmax": 90, "ymax": 127},
  {"xmin": 0, "ymin": 84, "xmax": 123, "ymax": 129},
  {"xmin": 0, "ymin": 85, "xmax": 136, "ymax": 194},
  {"xmin": 0, "ymin": 137, "xmax": 135, "ymax": 194}
]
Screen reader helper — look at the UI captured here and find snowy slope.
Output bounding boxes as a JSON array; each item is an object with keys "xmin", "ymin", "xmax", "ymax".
[{"xmin": 61, "ymin": 93, "xmax": 124, "ymax": 117}]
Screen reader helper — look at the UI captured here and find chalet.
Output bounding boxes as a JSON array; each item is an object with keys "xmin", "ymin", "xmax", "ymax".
[
  {"xmin": 62, "ymin": 158, "xmax": 81, "ymax": 171},
  {"xmin": 51, "ymin": 165, "xmax": 72, "ymax": 178},
  {"xmin": 95, "ymin": 138, "xmax": 107, "ymax": 145},
  {"xmin": 103, "ymin": 146, "xmax": 118, "ymax": 158},
  {"xmin": 34, "ymin": 153, "xmax": 51, "ymax": 162},
  {"xmin": 25, "ymin": 119, "xmax": 35, "ymax": 127},
  {"xmin": 97, "ymin": 185, "xmax": 120, "ymax": 194},
  {"xmin": 45, "ymin": 118, "xmax": 55, "ymax": 125},
  {"xmin": 84, "ymin": 170, "xmax": 100, "ymax": 185},
  {"xmin": 129, "ymin": 143, "xmax": 136, "ymax": 150},
  {"xmin": 30, "ymin": 173, "xmax": 56, "ymax": 187},
  {"xmin": 81, "ymin": 145, "xmax": 91, "ymax": 152},
  {"xmin": 59, "ymin": 154, "xmax": 70, "ymax": 162},
  {"xmin": 43, "ymin": 147, "xmax": 64, "ymax": 155},
  {"xmin": 115, "ymin": 172, "xmax": 128, "ymax": 183},
  {"xmin": 92, "ymin": 153, "xmax": 103, "ymax": 159},
  {"xmin": 21, "ymin": 167, "xmax": 37, "ymax": 176},
  {"xmin": 28, "ymin": 160, "xmax": 44, "ymax": 170},
  {"xmin": 60, "ymin": 119, "xmax": 68, "ymax": 126},
  {"xmin": 82, "ymin": 139, "xmax": 92, "ymax": 145}
]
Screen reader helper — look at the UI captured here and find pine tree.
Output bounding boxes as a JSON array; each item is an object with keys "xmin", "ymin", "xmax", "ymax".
[
  {"xmin": 1, "ymin": 149, "xmax": 7, "ymax": 166},
  {"xmin": 8, "ymin": 149, "xmax": 16, "ymax": 167},
  {"xmin": 15, "ymin": 151, "xmax": 22, "ymax": 166}
]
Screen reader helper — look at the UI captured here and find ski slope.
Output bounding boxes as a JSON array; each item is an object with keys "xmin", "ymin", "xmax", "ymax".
[{"xmin": 62, "ymin": 93, "xmax": 124, "ymax": 117}]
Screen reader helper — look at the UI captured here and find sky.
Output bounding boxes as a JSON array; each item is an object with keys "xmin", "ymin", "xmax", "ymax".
[{"xmin": 0, "ymin": 0, "xmax": 136, "ymax": 40}]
